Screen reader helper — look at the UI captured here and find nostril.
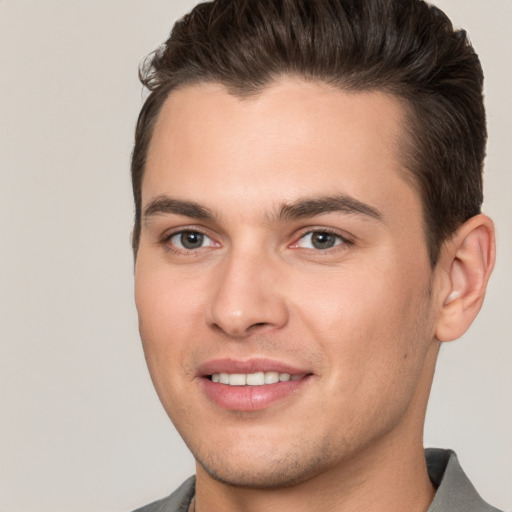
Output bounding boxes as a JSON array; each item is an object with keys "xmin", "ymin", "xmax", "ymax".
[{"xmin": 247, "ymin": 322, "xmax": 272, "ymax": 333}]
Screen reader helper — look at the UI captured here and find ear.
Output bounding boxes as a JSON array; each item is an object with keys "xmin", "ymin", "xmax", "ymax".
[{"xmin": 435, "ymin": 214, "xmax": 496, "ymax": 342}]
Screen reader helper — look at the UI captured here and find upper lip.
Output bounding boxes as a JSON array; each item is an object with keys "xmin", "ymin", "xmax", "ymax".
[{"xmin": 197, "ymin": 358, "xmax": 311, "ymax": 377}]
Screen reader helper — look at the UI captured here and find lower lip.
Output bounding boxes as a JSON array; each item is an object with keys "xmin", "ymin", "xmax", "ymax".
[{"xmin": 201, "ymin": 377, "xmax": 310, "ymax": 411}]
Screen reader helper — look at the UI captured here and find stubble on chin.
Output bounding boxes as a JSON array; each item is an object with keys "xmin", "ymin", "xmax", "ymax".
[{"xmin": 193, "ymin": 434, "xmax": 350, "ymax": 490}]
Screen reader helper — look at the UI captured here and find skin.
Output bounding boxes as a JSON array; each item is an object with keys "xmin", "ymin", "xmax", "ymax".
[{"xmin": 134, "ymin": 79, "xmax": 495, "ymax": 512}]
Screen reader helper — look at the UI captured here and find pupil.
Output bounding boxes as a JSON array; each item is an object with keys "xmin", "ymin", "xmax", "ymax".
[
  {"xmin": 312, "ymin": 232, "xmax": 335, "ymax": 249},
  {"xmin": 181, "ymin": 231, "xmax": 204, "ymax": 249}
]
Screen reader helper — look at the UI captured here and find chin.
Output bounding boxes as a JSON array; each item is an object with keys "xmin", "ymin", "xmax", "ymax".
[
  {"xmin": 193, "ymin": 436, "xmax": 344, "ymax": 490},
  {"xmin": 198, "ymin": 459, "xmax": 326, "ymax": 490}
]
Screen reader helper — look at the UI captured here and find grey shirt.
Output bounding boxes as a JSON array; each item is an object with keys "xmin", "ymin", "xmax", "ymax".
[{"xmin": 133, "ymin": 448, "xmax": 503, "ymax": 512}]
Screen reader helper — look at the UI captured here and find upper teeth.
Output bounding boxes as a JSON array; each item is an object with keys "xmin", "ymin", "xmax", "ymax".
[{"xmin": 211, "ymin": 371, "xmax": 302, "ymax": 386}]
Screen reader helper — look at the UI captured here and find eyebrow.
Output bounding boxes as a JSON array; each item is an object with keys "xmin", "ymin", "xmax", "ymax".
[
  {"xmin": 277, "ymin": 195, "xmax": 383, "ymax": 222},
  {"xmin": 143, "ymin": 196, "xmax": 215, "ymax": 222},
  {"xmin": 142, "ymin": 193, "xmax": 383, "ymax": 224}
]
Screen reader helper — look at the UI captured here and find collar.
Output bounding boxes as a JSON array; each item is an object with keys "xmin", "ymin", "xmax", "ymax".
[{"xmin": 426, "ymin": 448, "xmax": 501, "ymax": 512}]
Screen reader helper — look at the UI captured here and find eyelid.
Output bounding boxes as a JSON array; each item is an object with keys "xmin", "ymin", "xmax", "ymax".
[
  {"xmin": 161, "ymin": 226, "xmax": 221, "ymax": 252},
  {"xmin": 158, "ymin": 225, "xmax": 353, "ymax": 253},
  {"xmin": 289, "ymin": 227, "xmax": 353, "ymax": 250}
]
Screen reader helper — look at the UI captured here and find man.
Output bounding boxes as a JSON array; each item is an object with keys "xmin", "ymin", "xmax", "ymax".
[{"xmin": 130, "ymin": 0, "xmax": 500, "ymax": 511}]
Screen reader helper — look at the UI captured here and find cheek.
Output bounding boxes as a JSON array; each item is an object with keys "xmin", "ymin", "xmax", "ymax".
[
  {"xmin": 134, "ymin": 262, "xmax": 208, "ymax": 390},
  {"xmin": 296, "ymin": 268, "xmax": 433, "ymax": 437},
  {"xmin": 135, "ymin": 260, "xmax": 206, "ymax": 334},
  {"xmin": 292, "ymin": 260, "xmax": 432, "ymax": 382}
]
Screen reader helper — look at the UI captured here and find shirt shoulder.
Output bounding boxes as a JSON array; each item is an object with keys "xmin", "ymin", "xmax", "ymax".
[
  {"xmin": 426, "ymin": 448, "xmax": 504, "ymax": 512},
  {"xmin": 132, "ymin": 476, "xmax": 195, "ymax": 512}
]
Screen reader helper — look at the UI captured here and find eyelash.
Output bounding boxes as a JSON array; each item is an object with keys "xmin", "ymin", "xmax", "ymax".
[
  {"xmin": 161, "ymin": 228, "xmax": 218, "ymax": 255},
  {"xmin": 291, "ymin": 228, "xmax": 353, "ymax": 252},
  {"xmin": 160, "ymin": 227, "xmax": 353, "ymax": 255}
]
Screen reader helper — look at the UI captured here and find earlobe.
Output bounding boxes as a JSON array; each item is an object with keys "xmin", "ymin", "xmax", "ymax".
[{"xmin": 435, "ymin": 214, "xmax": 495, "ymax": 342}]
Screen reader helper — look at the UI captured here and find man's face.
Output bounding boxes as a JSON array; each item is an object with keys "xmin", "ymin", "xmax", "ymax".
[{"xmin": 135, "ymin": 80, "xmax": 441, "ymax": 487}]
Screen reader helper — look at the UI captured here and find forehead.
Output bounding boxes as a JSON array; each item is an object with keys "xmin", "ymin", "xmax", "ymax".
[{"xmin": 143, "ymin": 79, "xmax": 419, "ymax": 224}]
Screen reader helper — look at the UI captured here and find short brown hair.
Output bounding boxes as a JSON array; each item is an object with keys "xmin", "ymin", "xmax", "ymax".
[{"xmin": 131, "ymin": 0, "xmax": 486, "ymax": 265}]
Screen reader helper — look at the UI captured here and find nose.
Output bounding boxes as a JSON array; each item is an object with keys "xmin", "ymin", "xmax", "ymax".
[{"xmin": 205, "ymin": 250, "xmax": 289, "ymax": 338}]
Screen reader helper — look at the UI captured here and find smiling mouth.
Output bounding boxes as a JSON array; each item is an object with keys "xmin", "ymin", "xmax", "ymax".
[
  {"xmin": 201, "ymin": 365, "xmax": 313, "ymax": 410},
  {"xmin": 208, "ymin": 371, "xmax": 307, "ymax": 386}
]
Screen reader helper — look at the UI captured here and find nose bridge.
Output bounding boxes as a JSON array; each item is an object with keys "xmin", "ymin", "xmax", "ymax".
[{"xmin": 206, "ymin": 244, "xmax": 288, "ymax": 337}]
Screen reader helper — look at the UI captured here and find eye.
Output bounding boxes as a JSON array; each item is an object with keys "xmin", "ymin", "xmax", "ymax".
[
  {"xmin": 295, "ymin": 230, "xmax": 345, "ymax": 250},
  {"xmin": 168, "ymin": 230, "xmax": 216, "ymax": 250}
]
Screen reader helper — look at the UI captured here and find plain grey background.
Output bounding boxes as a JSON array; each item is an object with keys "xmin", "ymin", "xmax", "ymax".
[{"xmin": 0, "ymin": 1, "xmax": 510, "ymax": 511}]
